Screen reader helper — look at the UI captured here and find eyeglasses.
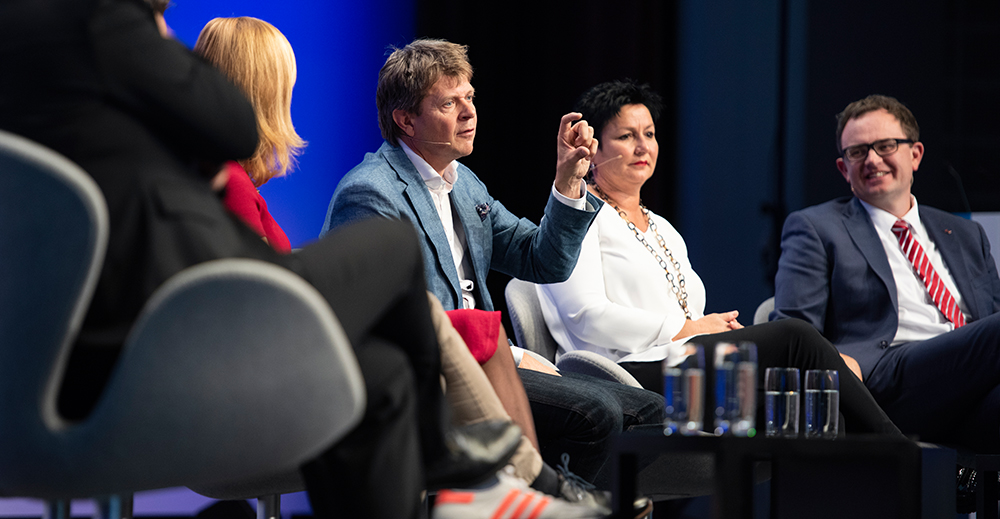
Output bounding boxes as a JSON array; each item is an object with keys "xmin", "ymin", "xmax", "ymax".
[{"xmin": 841, "ymin": 138, "xmax": 915, "ymax": 163}]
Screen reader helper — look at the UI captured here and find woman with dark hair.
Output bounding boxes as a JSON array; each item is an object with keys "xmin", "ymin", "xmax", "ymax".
[{"xmin": 537, "ymin": 79, "xmax": 901, "ymax": 437}]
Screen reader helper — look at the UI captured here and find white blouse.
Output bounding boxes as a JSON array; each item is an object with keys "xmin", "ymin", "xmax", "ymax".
[{"xmin": 537, "ymin": 202, "xmax": 707, "ymax": 364}]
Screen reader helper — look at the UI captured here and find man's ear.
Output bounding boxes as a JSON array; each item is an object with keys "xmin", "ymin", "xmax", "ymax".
[
  {"xmin": 910, "ymin": 141, "xmax": 924, "ymax": 172},
  {"xmin": 836, "ymin": 158, "xmax": 850, "ymax": 182},
  {"xmin": 392, "ymin": 109, "xmax": 415, "ymax": 138}
]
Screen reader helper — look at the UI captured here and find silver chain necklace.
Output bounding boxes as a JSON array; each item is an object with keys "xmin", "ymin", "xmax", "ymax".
[{"xmin": 593, "ymin": 185, "xmax": 691, "ymax": 319}]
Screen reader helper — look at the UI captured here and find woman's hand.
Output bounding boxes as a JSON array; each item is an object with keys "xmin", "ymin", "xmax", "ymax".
[
  {"xmin": 672, "ymin": 311, "xmax": 742, "ymax": 341},
  {"xmin": 518, "ymin": 352, "xmax": 561, "ymax": 377},
  {"xmin": 210, "ymin": 167, "xmax": 229, "ymax": 192},
  {"xmin": 840, "ymin": 353, "xmax": 863, "ymax": 382}
]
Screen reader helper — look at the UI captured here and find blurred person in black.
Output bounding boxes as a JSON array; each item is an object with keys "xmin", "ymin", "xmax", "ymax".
[{"xmin": 0, "ymin": 1, "xmax": 518, "ymax": 517}]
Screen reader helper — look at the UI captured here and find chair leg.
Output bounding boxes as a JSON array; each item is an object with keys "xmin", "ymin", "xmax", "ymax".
[
  {"xmin": 978, "ymin": 467, "xmax": 999, "ymax": 519},
  {"xmin": 256, "ymin": 494, "xmax": 280, "ymax": 519},
  {"xmin": 44, "ymin": 499, "xmax": 70, "ymax": 519},
  {"xmin": 95, "ymin": 494, "xmax": 134, "ymax": 519}
]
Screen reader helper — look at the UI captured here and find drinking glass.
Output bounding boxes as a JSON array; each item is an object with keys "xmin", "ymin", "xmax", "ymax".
[
  {"xmin": 764, "ymin": 367, "xmax": 800, "ymax": 438},
  {"xmin": 713, "ymin": 342, "xmax": 757, "ymax": 436},
  {"xmin": 663, "ymin": 345, "xmax": 705, "ymax": 436},
  {"xmin": 804, "ymin": 369, "xmax": 839, "ymax": 439}
]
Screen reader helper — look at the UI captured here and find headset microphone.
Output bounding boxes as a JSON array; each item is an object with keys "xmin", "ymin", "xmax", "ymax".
[{"xmin": 410, "ymin": 137, "xmax": 452, "ymax": 145}]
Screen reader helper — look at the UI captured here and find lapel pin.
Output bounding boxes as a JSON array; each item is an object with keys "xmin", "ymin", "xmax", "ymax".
[
  {"xmin": 945, "ymin": 229, "xmax": 952, "ymax": 234},
  {"xmin": 476, "ymin": 203, "xmax": 490, "ymax": 221}
]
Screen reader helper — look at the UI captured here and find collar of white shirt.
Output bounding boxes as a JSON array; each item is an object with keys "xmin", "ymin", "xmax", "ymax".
[
  {"xmin": 400, "ymin": 142, "xmax": 458, "ymax": 193},
  {"xmin": 858, "ymin": 195, "xmax": 924, "ymax": 238}
]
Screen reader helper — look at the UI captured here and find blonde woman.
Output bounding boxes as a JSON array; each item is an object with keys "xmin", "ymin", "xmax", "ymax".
[{"xmin": 195, "ymin": 17, "xmax": 305, "ymax": 253}]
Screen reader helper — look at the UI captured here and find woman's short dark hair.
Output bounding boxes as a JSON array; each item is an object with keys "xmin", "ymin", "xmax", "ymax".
[{"xmin": 573, "ymin": 79, "xmax": 663, "ymax": 145}]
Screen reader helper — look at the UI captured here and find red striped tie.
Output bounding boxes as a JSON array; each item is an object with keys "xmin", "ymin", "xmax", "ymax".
[{"xmin": 891, "ymin": 219, "xmax": 966, "ymax": 328}]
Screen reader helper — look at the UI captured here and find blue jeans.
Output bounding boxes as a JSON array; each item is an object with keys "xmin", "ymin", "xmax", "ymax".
[{"xmin": 518, "ymin": 369, "xmax": 665, "ymax": 488}]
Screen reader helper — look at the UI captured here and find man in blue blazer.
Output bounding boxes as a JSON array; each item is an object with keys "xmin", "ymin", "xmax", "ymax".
[
  {"xmin": 323, "ymin": 53, "xmax": 600, "ymax": 313},
  {"xmin": 773, "ymin": 95, "xmax": 1000, "ymax": 452},
  {"xmin": 323, "ymin": 39, "xmax": 665, "ymax": 496},
  {"xmin": 322, "ymin": 123, "xmax": 599, "ymax": 314}
]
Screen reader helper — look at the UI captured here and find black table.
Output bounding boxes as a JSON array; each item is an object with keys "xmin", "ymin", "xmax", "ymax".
[{"xmin": 612, "ymin": 429, "xmax": 955, "ymax": 519}]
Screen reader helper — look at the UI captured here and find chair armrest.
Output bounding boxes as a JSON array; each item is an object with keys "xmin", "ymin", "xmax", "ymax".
[{"xmin": 556, "ymin": 351, "xmax": 643, "ymax": 388}]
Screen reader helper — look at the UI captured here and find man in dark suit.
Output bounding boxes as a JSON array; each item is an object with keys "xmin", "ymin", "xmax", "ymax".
[
  {"xmin": 773, "ymin": 94, "xmax": 1000, "ymax": 452},
  {"xmin": 0, "ymin": 2, "xmax": 516, "ymax": 518}
]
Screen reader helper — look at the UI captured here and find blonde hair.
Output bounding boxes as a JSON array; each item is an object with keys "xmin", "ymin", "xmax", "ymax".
[{"xmin": 195, "ymin": 17, "xmax": 306, "ymax": 186}]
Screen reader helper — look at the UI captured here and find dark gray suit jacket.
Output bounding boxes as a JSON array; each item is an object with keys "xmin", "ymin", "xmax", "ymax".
[
  {"xmin": 772, "ymin": 195, "xmax": 1000, "ymax": 379},
  {"xmin": 322, "ymin": 142, "xmax": 601, "ymax": 311}
]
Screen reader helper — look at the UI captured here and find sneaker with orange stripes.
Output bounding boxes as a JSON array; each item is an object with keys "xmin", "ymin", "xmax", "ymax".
[{"xmin": 433, "ymin": 471, "xmax": 606, "ymax": 519}]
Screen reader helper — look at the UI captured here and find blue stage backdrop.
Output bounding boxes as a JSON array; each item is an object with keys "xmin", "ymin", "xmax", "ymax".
[{"xmin": 165, "ymin": 0, "xmax": 414, "ymax": 247}]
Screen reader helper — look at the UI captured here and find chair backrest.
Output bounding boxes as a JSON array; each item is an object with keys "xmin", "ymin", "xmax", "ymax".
[
  {"xmin": 104, "ymin": 259, "xmax": 364, "ymax": 498},
  {"xmin": 754, "ymin": 296, "xmax": 775, "ymax": 325},
  {"xmin": 0, "ymin": 129, "xmax": 108, "ymax": 440},
  {"xmin": 2, "ymin": 256, "xmax": 365, "ymax": 498},
  {"xmin": 0, "ymin": 131, "xmax": 365, "ymax": 498},
  {"xmin": 505, "ymin": 279, "xmax": 645, "ymax": 388},
  {"xmin": 505, "ymin": 278, "xmax": 560, "ymax": 362}
]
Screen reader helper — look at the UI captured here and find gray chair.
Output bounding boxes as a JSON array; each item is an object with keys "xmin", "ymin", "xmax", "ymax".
[
  {"xmin": 753, "ymin": 296, "xmax": 775, "ymax": 325},
  {"xmin": 504, "ymin": 278, "xmax": 642, "ymax": 388},
  {"xmin": 0, "ymin": 129, "xmax": 365, "ymax": 519}
]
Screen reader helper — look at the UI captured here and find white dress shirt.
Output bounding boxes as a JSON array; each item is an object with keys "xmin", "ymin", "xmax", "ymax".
[
  {"xmin": 400, "ymin": 143, "xmax": 478, "ymax": 308},
  {"xmin": 537, "ymin": 203, "xmax": 708, "ymax": 364},
  {"xmin": 400, "ymin": 142, "xmax": 589, "ymax": 310},
  {"xmin": 859, "ymin": 197, "xmax": 968, "ymax": 345}
]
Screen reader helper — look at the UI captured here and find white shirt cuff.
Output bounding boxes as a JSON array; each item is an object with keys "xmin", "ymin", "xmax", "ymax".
[
  {"xmin": 510, "ymin": 345, "xmax": 524, "ymax": 366},
  {"xmin": 551, "ymin": 180, "xmax": 588, "ymax": 211}
]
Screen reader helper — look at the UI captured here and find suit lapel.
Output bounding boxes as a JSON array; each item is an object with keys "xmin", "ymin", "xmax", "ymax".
[
  {"xmin": 384, "ymin": 146, "xmax": 463, "ymax": 295},
  {"xmin": 449, "ymin": 174, "xmax": 491, "ymax": 300},
  {"xmin": 843, "ymin": 198, "xmax": 899, "ymax": 312},
  {"xmin": 923, "ymin": 211, "xmax": 979, "ymax": 320}
]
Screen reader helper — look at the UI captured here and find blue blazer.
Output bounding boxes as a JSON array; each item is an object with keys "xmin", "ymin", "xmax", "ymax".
[
  {"xmin": 322, "ymin": 142, "xmax": 601, "ymax": 311},
  {"xmin": 772, "ymin": 196, "xmax": 1000, "ymax": 379}
]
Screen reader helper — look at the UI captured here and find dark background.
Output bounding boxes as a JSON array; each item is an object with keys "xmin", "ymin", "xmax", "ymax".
[
  {"xmin": 415, "ymin": 0, "xmax": 1000, "ymax": 332},
  {"xmin": 168, "ymin": 0, "xmax": 1000, "ymax": 337}
]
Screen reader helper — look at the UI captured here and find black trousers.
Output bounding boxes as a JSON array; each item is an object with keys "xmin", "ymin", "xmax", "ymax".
[
  {"xmin": 288, "ymin": 219, "xmax": 448, "ymax": 519},
  {"xmin": 518, "ymin": 369, "xmax": 665, "ymax": 488},
  {"xmin": 866, "ymin": 312, "xmax": 1000, "ymax": 452},
  {"xmin": 621, "ymin": 319, "xmax": 903, "ymax": 438}
]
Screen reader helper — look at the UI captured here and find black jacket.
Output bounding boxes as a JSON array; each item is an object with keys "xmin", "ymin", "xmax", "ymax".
[{"xmin": 0, "ymin": 0, "xmax": 272, "ymax": 415}]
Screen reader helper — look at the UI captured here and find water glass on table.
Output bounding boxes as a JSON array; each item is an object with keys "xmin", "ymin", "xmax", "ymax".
[
  {"xmin": 765, "ymin": 367, "xmax": 800, "ymax": 438},
  {"xmin": 804, "ymin": 369, "xmax": 839, "ymax": 439},
  {"xmin": 713, "ymin": 342, "xmax": 757, "ymax": 437},
  {"xmin": 663, "ymin": 345, "xmax": 705, "ymax": 436}
]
